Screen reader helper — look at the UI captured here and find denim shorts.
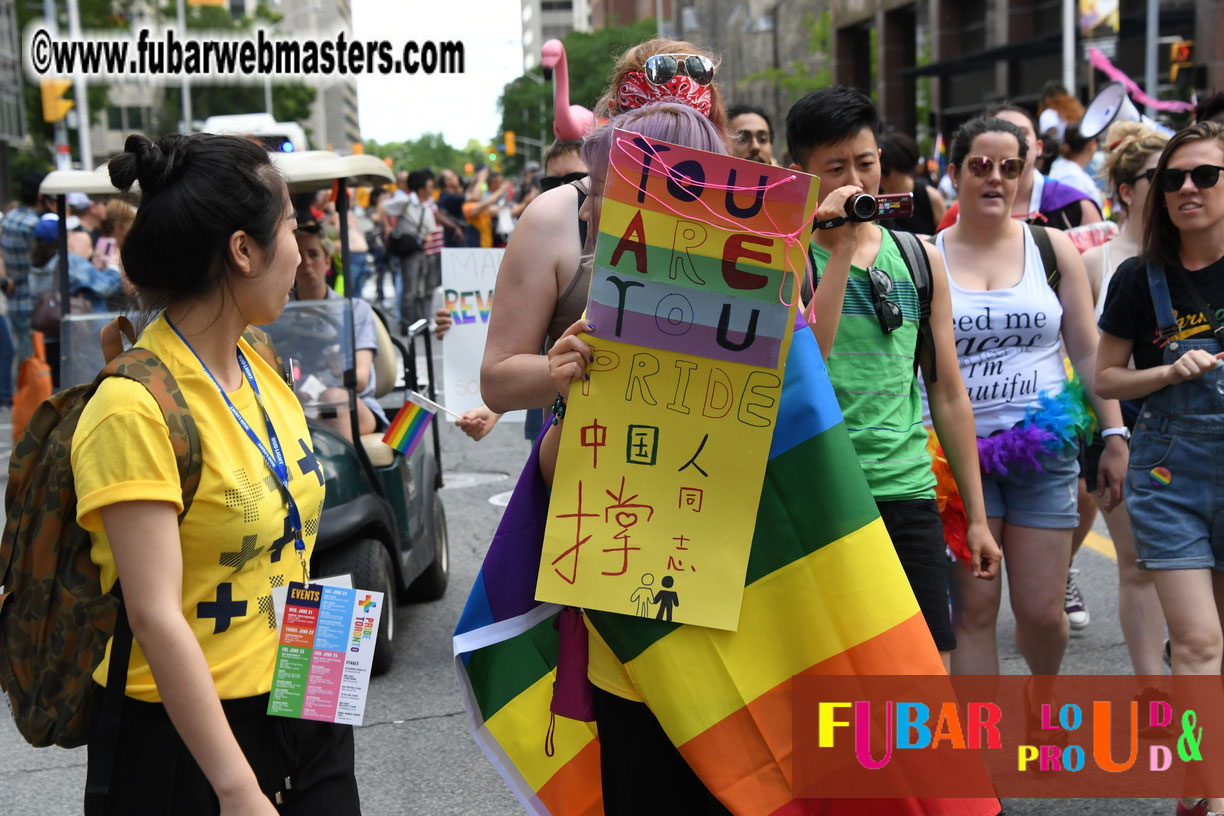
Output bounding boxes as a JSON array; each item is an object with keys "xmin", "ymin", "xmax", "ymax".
[
  {"xmin": 1126, "ymin": 411, "xmax": 1224, "ymax": 571},
  {"xmin": 980, "ymin": 447, "xmax": 1080, "ymax": 529}
]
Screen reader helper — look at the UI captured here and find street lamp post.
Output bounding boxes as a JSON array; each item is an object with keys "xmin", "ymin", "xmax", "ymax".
[{"xmin": 263, "ymin": 1, "xmax": 322, "ymax": 117}]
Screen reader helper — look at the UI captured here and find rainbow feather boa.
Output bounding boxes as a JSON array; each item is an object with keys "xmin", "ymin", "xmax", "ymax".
[
  {"xmin": 976, "ymin": 374, "xmax": 1096, "ymax": 475},
  {"xmin": 930, "ymin": 374, "xmax": 1096, "ymax": 565}
]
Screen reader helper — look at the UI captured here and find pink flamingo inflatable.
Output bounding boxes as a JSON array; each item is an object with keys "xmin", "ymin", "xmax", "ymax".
[{"xmin": 540, "ymin": 39, "xmax": 595, "ymax": 141}]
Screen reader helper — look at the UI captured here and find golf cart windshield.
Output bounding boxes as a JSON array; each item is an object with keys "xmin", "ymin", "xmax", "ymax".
[
  {"xmin": 59, "ymin": 301, "xmax": 356, "ymax": 413},
  {"xmin": 261, "ymin": 298, "xmax": 356, "ymax": 412}
]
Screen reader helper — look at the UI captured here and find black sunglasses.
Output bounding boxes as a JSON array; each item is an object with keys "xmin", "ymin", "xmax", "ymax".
[
  {"xmin": 1126, "ymin": 168, "xmax": 1157, "ymax": 187},
  {"xmin": 1156, "ymin": 164, "xmax": 1224, "ymax": 194},
  {"xmin": 540, "ymin": 171, "xmax": 587, "ymax": 192},
  {"xmin": 867, "ymin": 266, "xmax": 903, "ymax": 335},
  {"xmin": 643, "ymin": 53, "xmax": 715, "ymax": 87}
]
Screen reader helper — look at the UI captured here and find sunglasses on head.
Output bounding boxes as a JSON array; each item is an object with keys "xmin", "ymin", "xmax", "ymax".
[
  {"xmin": 1156, "ymin": 164, "xmax": 1224, "ymax": 194},
  {"xmin": 643, "ymin": 53, "xmax": 715, "ymax": 87},
  {"xmin": 867, "ymin": 266, "xmax": 903, "ymax": 335},
  {"xmin": 964, "ymin": 156, "xmax": 1025, "ymax": 180},
  {"xmin": 540, "ymin": 171, "xmax": 587, "ymax": 192}
]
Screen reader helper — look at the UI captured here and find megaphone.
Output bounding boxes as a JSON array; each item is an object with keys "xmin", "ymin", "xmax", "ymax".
[{"xmin": 1081, "ymin": 81, "xmax": 1174, "ymax": 139}]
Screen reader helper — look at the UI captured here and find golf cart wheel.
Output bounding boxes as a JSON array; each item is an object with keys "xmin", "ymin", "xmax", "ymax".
[
  {"xmin": 408, "ymin": 493, "xmax": 449, "ymax": 602},
  {"xmin": 314, "ymin": 538, "xmax": 397, "ymax": 675}
]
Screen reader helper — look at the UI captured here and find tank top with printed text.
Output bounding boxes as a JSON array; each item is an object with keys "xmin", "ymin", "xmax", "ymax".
[{"xmin": 934, "ymin": 224, "xmax": 1067, "ymax": 437}]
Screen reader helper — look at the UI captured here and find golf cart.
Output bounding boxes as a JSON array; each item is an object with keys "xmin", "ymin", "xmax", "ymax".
[{"xmin": 53, "ymin": 150, "xmax": 449, "ymax": 675}]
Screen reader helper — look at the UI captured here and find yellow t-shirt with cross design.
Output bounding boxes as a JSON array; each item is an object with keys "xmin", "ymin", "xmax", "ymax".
[{"xmin": 72, "ymin": 315, "xmax": 326, "ymax": 702}]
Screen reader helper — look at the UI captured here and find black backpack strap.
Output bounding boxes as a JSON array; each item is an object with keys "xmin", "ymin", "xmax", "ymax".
[
  {"xmin": 83, "ymin": 350, "xmax": 200, "ymax": 814},
  {"xmin": 83, "ymin": 583, "xmax": 132, "ymax": 816},
  {"xmin": 800, "ymin": 244, "xmax": 818, "ymax": 305},
  {"xmin": 575, "ymin": 184, "xmax": 589, "ymax": 250},
  {"xmin": 1030, "ymin": 224, "xmax": 1060, "ymax": 295},
  {"xmin": 890, "ymin": 229, "xmax": 937, "ymax": 383}
]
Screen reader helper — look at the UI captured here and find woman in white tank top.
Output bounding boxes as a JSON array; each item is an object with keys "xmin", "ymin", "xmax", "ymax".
[
  {"xmin": 936, "ymin": 115, "xmax": 1129, "ymax": 680},
  {"xmin": 1080, "ymin": 123, "xmax": 1169, "ymax": 678}
]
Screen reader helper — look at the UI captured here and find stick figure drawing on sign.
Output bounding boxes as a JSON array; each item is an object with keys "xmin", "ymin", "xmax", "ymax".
[
  {"xmin": 630, "ymin": 573, "xmax": 656, "ymax": 617},
  {"xmin": 653, "ymin": 575, "xmax": 679, "ymax": 622}
]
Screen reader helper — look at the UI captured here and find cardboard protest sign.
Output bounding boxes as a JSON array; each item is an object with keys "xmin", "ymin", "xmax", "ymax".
[
  {"xmin": 537, "ymin": 130, "xmax": 819, "ymax": 630},
  {"xmin": 440, "ymin": 248, "xmax": 523, "ymax": 419}
]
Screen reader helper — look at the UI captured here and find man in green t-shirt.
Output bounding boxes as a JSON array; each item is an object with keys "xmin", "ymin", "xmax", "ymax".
[{"xmin": 786, "ymin": 87, "xmax": 1000, "ymax": 669}]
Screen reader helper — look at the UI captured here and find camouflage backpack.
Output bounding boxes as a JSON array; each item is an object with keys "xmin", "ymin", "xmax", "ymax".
[{"xmin": 0, "ymin": 318, "xmax": 286, "ymax": 749}]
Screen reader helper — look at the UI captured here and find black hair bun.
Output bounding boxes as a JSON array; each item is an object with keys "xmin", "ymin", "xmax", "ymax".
[{"xmin": 109, "ymin": 133, "xmax": 190, "ymax": 196}]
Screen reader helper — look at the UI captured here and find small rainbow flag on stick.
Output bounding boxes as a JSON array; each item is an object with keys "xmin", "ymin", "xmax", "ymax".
[{"xmin": 382, "ymin": 391, "xmax": 457, "ymax": 456}]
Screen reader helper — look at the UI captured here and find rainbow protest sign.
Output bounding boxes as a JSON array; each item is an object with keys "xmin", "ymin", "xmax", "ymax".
[{"xmin": 536, "ymin": 130, "xmax": 820, "ymax": 630}]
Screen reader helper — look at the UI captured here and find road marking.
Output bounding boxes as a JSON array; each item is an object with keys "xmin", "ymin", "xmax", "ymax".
[{"xmin": 1082, "ymin": 530, "xmax": 1117, "ymax": 562}]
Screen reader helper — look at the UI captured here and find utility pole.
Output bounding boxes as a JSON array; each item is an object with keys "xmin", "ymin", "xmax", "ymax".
[
  {"xmin": 1144, "ymin": 0, "xmax": 1158, "ymax": 117},
  {"xmin": 65, "ymin": 0, "xmax": 90, "ymax": 168},
  {"xmin": 41, "ymin": 0, "xmax": 70, "ymax": 169},
  {"xmin": 176, "ymin": 0, "xmax": 192, "ymax": 131},
  {"xmin": 1062, "ymin": 0, "xmax": 1074, "ymax": 92}
]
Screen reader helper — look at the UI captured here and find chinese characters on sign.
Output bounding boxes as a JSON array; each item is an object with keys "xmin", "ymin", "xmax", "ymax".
[{"xmin": 536, "ymin": 130, "xmax": 819, "ymax": 630}]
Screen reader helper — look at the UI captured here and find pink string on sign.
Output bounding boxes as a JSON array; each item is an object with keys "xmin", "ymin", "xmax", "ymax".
[{"xmin": 605, "ymin": 133, "xmax": 819, "ymax": 315}]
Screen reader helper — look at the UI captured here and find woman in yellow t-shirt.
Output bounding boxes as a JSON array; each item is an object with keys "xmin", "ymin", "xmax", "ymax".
[{"xmin": 71, "ymin": 133, "xmax": 358, "ymax": 815}]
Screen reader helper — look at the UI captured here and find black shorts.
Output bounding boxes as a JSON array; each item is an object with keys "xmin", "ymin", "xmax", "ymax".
[
  {"xmin": 1078, "ymin": 433, "xmax": 1105, "ymax": 493},
  {"xmin": 88, "ymin": 689, "xmax": 359, "ymax": 815},
  {"xmin": 594, "ymin": 687, "xmax": 730, "ymax": 815},
  {"xmin": 876, "ymin": 498, "xmax": 956, "ymax": 652}
]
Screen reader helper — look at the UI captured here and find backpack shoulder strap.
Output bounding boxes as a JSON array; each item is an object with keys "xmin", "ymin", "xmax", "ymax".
[
  {"xmin": 889, "ymin": 229, "xmax": 938, "ymax": 382},
  {"xmin": 241, "ymin": 325, "xmax": 290, "ymax": 386},
  {"xmin": 1030, "ymin": 224, "xmax": 1060, "ymax": 294},
  {"xmin": 575, "ymin": 184, "xmax": 589, "ymax": 251},
  {"xmin": 102, "ymin": 349, "xmax": 203, "ymax": 519}
]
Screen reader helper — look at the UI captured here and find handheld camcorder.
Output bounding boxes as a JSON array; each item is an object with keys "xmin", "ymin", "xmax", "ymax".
[{"xmin": 816, "ymin": 192, "xmax": 914, "ymax": 230}]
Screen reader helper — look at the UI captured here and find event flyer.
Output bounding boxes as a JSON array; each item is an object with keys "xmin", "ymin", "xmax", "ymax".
[{"xmin": 267, "ymin": 582, "xmax": 384, "ymax": 726}]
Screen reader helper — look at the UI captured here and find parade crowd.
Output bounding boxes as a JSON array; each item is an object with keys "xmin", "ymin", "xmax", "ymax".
[{"xmin": 3, "ymin": 29, "xmax": 1224, "ymax": 816}]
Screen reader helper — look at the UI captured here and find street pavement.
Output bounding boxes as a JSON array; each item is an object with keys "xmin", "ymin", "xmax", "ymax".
[{"xmin": 0, "ymin": 380, "xmax": 1183, "ymax": 815}]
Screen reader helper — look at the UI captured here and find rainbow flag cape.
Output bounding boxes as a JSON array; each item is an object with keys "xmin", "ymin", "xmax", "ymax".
[
  {"xmin": 382, "ymin": 396, "xmax": 434, "ymax": 456},
  {"xmin": 453, "ymin": 320, "xmax": 1000, "ymax": 816}
]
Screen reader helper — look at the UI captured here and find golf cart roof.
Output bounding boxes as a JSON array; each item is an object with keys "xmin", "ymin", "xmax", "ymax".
[
  {"xmin": 272, "ymin": 150, "xmax": 394, "ymax": 192},
  {"xmin": 40, "ymin": 165, "xmax": 135, "ymax": 196}
]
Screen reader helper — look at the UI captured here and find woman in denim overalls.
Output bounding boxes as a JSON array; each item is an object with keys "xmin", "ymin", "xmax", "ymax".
[{"xmin": 1098, "ymin": 121, "xmax": 1224, "ymax": 816}]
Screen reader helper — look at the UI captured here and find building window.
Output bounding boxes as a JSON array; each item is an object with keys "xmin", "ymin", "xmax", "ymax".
[
  {"xmin": 108, "ymin": 107, "xmax": 123, "ymax": 130},
  {"xmin": 541, "ymin": 0, "xmax": 571, "ymax": 9},
  {"xmin": 681, "ymin": 7, "xmax": 698, "ymax": 33},
  {"xmin": 126, "ymin": 106, "xmax": 144, "ymax": 130}
]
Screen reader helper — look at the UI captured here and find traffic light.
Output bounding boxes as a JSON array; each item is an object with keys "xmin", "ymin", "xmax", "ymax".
[
  {"xmin": 40, "ymin": 79, "xmax": 73, "ymax": 123},
  {"xmin": 488, "ymin": 150, "xmax": 497, "ymax": 162},
  {"xmin": 1170, "ymin": 40, "xmax": 1193, "ymax": 82},
  {"xmin": 505, "ymin": 130, "xmax": 516, "ymax": 156}
]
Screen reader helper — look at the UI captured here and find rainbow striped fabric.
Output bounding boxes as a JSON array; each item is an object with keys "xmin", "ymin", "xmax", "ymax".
[
  {"xmin": 453, "ymin": 320, "xmax": 999, "ymax": 816},
  {"xmin": 382, "ymin": 399, "xmax": 434, "ymax": 457}
]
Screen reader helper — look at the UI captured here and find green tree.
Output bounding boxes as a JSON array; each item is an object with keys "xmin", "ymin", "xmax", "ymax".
[
  {"xmin": 497, "ymin": 17, "xmax": 656, "ymax": 174},
  {"xmin": 153, "ymin": 2, "xmax": 316, "ymax": 139},
  {"xmin": 14, "ymin": 0, "xmax": 136, "ymax": 165},
  {"xmin": 739, "ymin": 11, "xmax": 832, "ymax": 104},
  {"xmin": 362, "ymin": 133, "xmax": 486, "ymax": 176}
]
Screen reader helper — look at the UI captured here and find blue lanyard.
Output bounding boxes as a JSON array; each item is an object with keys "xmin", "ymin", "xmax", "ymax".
[{"xmin": 164, "ymin": 315, "xmax": 308, "ymax": 580}]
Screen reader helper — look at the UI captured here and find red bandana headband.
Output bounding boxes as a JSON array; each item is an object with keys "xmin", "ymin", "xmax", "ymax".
[{"xmin": 616, "ymin": 72, "xmax": 713, "ymax": 118}]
